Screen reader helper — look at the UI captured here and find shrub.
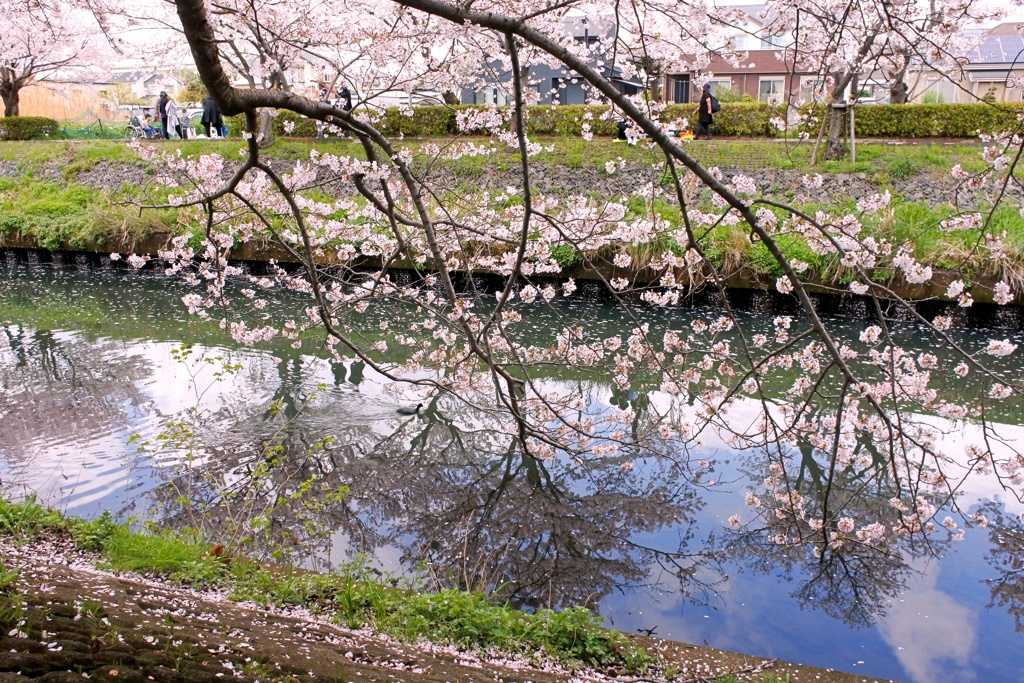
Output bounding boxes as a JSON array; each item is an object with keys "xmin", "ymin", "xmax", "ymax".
[
  {"xmin": 523, "ymin": 104, "xmax": 617, "ymax": 136},
  {"xmin": 274, "ymin": 110, "xmax": 319, "ymax": 137},
  {"xmin": 0, "ymin": 116, "xmax": 61, "ymax": 141},
  {"xmin": 377, "ymin": 105, "xmax": 458, "ymax": 137},
  {"xmin": 225, "ymin": 101, "xmax": 788, "ymax": 139},
  {"xmin": 799, "ymin": 102, "xmax": 1024, "ymax": 138},
  {"xmin": 682, "ymin": 102, "xmax": 783, "ymax": 137},
  {"xmin": 856, "ymin": 103, "xmax": 1023, "ymax": 137},
  {"xmin": 224, "ymin": 113, "xmax": 245, "ymax": 137},
  {"xmin": 550, "ymin": 244, "xmax": 583, "ymax": 268}
]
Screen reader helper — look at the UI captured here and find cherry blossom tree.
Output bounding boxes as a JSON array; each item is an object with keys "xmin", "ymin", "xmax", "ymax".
[
  {"xmin": 0, "ymin": 0, "xmax": 105, "ymax": 117},
  {"xmin": 110, "ymin": 0, "xmax": 1024, "ymax": 595},
  {"xmin": 761, "ymin": 0, "xmax": 1002, "ymax": 158}
]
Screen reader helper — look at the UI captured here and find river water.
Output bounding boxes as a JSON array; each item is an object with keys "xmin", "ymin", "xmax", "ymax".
[{"xmin": 1, "ymin": 258, "xmax": 1022, "ymax": 683}]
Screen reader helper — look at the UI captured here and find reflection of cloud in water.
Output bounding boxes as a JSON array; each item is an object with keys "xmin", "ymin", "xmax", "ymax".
[
  {"xmin": 322, "ymin": 530, "xmax": 405, "ymax": 575},
  {"xmin": 878, "ymin": 559, "xmax": 976, "ymax": 683}
]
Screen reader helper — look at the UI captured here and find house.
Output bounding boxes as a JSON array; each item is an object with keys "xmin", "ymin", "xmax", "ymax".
[
  {"xmin": 460, "ymin": 15, "xmax": 643, "ymax": 106},
  {"xmin": 662, "ymin": 4, "xmax": 812, "ymax": 104},
  {"xmin": 665, "ymin": 50, "xmax": 810, "ymax": 105},
  {"xmin": 909, "ymin": 25, "xmax": 1024, "ymax": 104},
  {"xmin": 108, "ymin": 71, "xmax": 186, "ymax": 101}
]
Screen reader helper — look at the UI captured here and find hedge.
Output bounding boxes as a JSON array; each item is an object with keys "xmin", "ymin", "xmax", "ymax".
[
  {"xmin": 220, "ymin": 102, "xmax": 1023, "ymax": 141},
  {"xmin": 378, "ymin": 106, "xmax": 458, "ymax": 137},
  {"xmin": 222, "ymin": 102, "xmax": 785, "ymax": 140},
  {"xmin": 522, "ymin": 105, "xmax": 616, "ymax": 136},
  {"xmin": 799, "ymin": 103, "xmax": 1024, "ymax": 138},
  {"xmin": 0, "ymin": 116, "xmax": 61, "ymax": 141},
  {"xmin": 222, "ymin": 111, "xmax": 318, "ymax": 138},
  {"xmin": 372, "ymin": 102, "xmax": 784, "ymax": 138}
]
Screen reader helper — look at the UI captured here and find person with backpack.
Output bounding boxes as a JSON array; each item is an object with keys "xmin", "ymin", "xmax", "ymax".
[
  {"xmin": 694, "ymin": 83, "xmax": 719, "ymax": 140},
  {"xmin": 338, "ymin": 85, "xmax": 352, "ymax": 112}
]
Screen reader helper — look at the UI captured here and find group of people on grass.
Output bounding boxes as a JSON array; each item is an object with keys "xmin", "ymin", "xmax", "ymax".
[
  {"xmin": 137, "ymin": 81, "xmax": 712, "ymax": 143},
  {"xmin": 137, "ymin": 91, "xmax": 225, "ymax": 140}
]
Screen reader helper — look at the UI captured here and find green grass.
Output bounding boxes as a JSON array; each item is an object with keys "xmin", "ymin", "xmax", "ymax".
[
  {"xmin": 101, "ymin": 525, "xmax": 229, "ymax": 587},
  {"xmin": 0, "ymin": 495, "xmax": 64, "ymax": 536},
  {"xmin": 0, "ymin": 176, "xmax": 170, "ymax": 250},
  {"xmin": 0, "ymin": 496, "xmax": 649, "ymax": 672},
  {"xmin": 0, "ymin": 138, "xmax": 1021, "ymax": 291}
]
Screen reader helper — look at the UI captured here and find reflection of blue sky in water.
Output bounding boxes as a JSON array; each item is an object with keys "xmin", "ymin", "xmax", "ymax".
[{"xmin": 2, "ymin": 264, "xmax": 1024, "ymax": 682}]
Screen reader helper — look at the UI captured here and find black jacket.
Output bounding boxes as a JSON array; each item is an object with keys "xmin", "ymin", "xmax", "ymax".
[
  {"xmin": 698, "ymin": 90, "xmax": 713, "ymax": 123},
  {"xmin": 338, "ymin": 87, "xmax": 352, "ymax": 111},
  {"xmin": 201, "ymin": 97, "xmax": 222, "ymax": 127}
]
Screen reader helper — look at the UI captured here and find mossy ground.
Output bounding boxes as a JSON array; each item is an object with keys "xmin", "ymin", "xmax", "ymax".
[{"xmin": 0, "ymin": 498, "xmax": 890, "ymax": 683}]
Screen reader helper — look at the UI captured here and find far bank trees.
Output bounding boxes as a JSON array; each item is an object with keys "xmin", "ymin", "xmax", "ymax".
[{"xmin": 0, "ymin": 0, "xmax": 105, "ymax": 117}]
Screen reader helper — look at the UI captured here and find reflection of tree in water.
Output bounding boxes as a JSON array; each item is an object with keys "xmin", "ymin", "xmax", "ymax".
[
  {"xmin": 977, "ymin": 501, "xmax": 1024, "ymax": 631},
  {"xmin": 142, "ymin": 352, "xmax": 372, "ymax": 558},
  {"xmin": 0, "ymin": 325, "xmax": 151, "ymax": 464},
  {"xmin": 726, "ymin": 438, "xmax": 951, "ymax": 628},
  {"xmin": 148, "ymin": 376, "xmax": 723, "ymax": 612},
  {"xmin": 356, "ymin": 405, "xmax": 717, "ymax": 610}
]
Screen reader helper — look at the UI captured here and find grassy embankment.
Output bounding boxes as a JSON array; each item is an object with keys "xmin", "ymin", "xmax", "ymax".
[
  {"xmin": 0, "ymin": 495, "xmax": 797, "ymax": 682},
  {"xmin": 0, "ymin": 137, "xmax": 1021, "ymax": 295}
]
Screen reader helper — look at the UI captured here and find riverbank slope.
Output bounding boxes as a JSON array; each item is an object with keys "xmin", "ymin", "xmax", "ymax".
[
  {"xmin": 0, "ymin": 532, "xmax": 893, "ymax": 683},
  {"xmin": 0, "ymin": 138, "xmax": 1019, "ymax": 304}
]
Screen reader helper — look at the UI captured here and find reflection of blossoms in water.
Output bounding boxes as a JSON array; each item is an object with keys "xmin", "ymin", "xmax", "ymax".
[
  {"xmin": 977, "ymin": 502, "xmax": 1024, "ymax": 632},
  {"xmin": 724, "ymin": 436, "xmax": 957, "ymax": 627}
]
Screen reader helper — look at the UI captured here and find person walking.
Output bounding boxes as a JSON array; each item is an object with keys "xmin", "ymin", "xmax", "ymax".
[
  {"xmin": 157, "ymin": 91, "xmax": 170, "ymax": 139},
  {"xmin": 694, "ymin": 83, "xmax": 714, "ymax": 140},
  {"xmin": 201, "ymin": 95, "xmax": 223, "ymax": 137},
  {"xmin": 338, "ymin": 85, "xmax": 352, "ymax": 112}
]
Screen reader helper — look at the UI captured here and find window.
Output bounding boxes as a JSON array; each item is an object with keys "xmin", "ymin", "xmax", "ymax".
[
  {"xmin": 759, "ymin": 77, "xmax": 785, "ymax": 104},
  {"xmin": 475, "ymin": 87, "xmax": 509, "ymax": 106},
  {"xmin": 760, "ymin": 34, "xmax": 785, "ymax": 49},
  {"xmin": 708, "ymin": 79, "xmax": 733, "ymax": 97},
  {"xmin": 669, "ymin": 76, "xmax": 690, "ymax": 104},
  {"xmin": 799, "ymin": 77, "xmax": 825, "ymax": 104}
]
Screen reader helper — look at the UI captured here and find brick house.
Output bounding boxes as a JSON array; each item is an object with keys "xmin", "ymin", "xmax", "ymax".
[{"xmin": 663, "ymin": 4, "xmax": 813, "ymax": 104}]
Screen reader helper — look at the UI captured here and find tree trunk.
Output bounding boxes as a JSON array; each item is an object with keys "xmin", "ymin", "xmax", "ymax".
[
  {"xmin": 1, "ymin": 94, "xmax": 18, "ymax": 117},
  {"xmin": 823, "ymin": 71, "xmax": 854, "ymax": 160},
  {"xmin": 0, "ymin": 83, "xmax": 19, "ymax": 117},
  {"xmin": 888, "ymin": 60, "xmax": 910, "ymax": 104},
  {"xmin": 823, "ymin": 106, "xmax": 846, "ymax": 160},
  {"xmin": 890, "ymin": 80, "xmax": 908, "ymax": 104},
  {"xmin": 257, "ymin": 108, "xmax": 273, "ymax": 147},
  {"xmin": 810, "ymin": 107, "xmax": 830, "ymax": 166}
]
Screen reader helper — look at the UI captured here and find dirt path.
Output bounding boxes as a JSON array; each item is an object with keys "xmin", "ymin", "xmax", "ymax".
[{"xmin": 0, "ymin": 537, "xmax": 895, "ymax": 683}]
